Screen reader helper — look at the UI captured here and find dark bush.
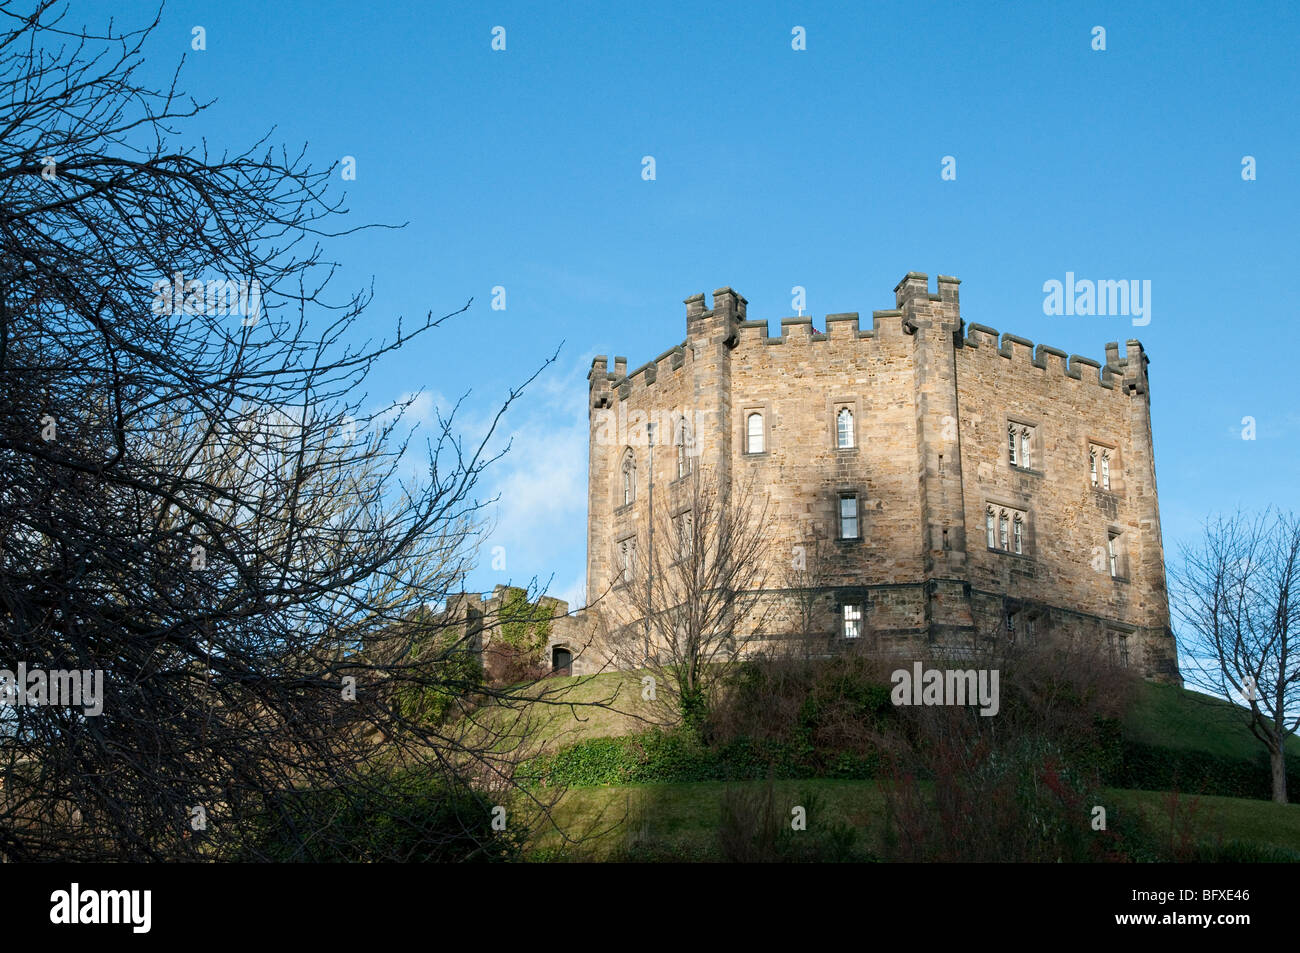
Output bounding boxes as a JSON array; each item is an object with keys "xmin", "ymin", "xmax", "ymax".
[{"xmin": 247, "ymin": 767, "xmax": 523, "ymax": 862}]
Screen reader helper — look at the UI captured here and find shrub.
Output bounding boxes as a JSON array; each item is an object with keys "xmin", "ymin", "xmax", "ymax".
[
  {"xmin": 718, "ymin": 781, "xmax": 867, "ymax": 862},
  {"xmin": 1113, "ymin": 741, "xmax": 1300, "ymax": 803},
  {"xmin": 247, "ymin": 767, "xmax": 523, "ymax": 862},
  {"xmin": 524, "ymin": 728, "xmax": 821, "ymax": 787}
]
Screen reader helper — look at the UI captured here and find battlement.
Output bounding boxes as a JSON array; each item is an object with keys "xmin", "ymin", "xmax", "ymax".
[
  {"xmin": 961, "ymin": 322, "xmax": 1148, "ymax": 393},
  {"xmin": 588, "ymin": 274, "xmax": 1151, "ymax": 405},
  {"xmin": 584, "ymin": 272, "xmax": 1174, "ymax": 685}
]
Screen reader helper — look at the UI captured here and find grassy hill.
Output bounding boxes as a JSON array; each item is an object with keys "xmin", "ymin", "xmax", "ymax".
[
  {"xmin": 1123, "ymin": 680, "xmax": 1300, "ymax": 759},
  {"xmin": 476, "ymin": 670, "xmax": 1297, "ymax": 764},
  {"xmin": 524, "ymin": 780, "xmax": 1300, "ymax": 862},
  {"xmin": 465, "ymin": 670, "xmax": 1299, "ymax": 860}
]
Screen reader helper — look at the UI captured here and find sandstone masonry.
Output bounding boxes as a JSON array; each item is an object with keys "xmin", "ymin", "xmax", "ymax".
[{"xmin": 581, "ymin": 272, "xmax": 1181, "ymax": 684}]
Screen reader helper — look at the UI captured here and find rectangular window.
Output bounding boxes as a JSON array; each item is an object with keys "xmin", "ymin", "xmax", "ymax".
[
  {"xmin": 842, "ymin": 604, "xmax": 862, "ymax": 639},
  {"xmin": 1118, "ymin": 634, "xmax": 1130, "ymax": 667},
  {"xmin": 619, "ymin": 536, "xmax": 637, "ymax": 584},
  {"xmin": 676, "ymin": 513, "xmax": 693, "ymax": 560},
  {"xmin": 1108, "ymin": 532, "xmax": 1119, "ymax": 578},
  {"xmin": 839, "ymin": 494, "xmax": 859, "ymax": 539}
]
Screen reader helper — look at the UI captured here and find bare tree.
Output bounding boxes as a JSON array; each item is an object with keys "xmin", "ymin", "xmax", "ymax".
[
  {"xmin": 1171, "ymin": 509, "xmax": 1300, "ymax": 804},
  {"xmin": 0, "ymin": 1, "xmax": 600, "ymax": 860},
  {"xmin": 785, "ymin": 538, "xmax": 839, "ymax": 660},
  {"xmin": 610, "ymin": 465, "xmax": 774, "ymax": 732}
]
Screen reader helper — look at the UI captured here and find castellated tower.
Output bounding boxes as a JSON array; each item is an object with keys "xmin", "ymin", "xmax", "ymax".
[{"xmin": 584, "ymin": 273, "xmax": 1181, "ymax": 684}]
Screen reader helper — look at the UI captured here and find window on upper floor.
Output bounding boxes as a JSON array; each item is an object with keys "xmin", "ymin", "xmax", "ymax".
[
  {"xmin": 676, "ymin": 414, "xmax": 693, "ymax": 479},
  {"xmin": 746, "ymin": 412, "xmax": 764, "ymax": 454},
  {"xmin": 1107, "ymin": 530, "xmax": 1122, "ymax": 578},
  {"xmin": 621, "ymin": 450, "xmax": 635, "ymax": 506},
  {"xmin": 618, "ymin": 535, "xmax": 637, "ymax": 585},
  {"xmin": 675, "ymin": 512, "xmax": 693, "ymax": 560},
  {"xmin": 1008, "ymin": 422, "xmax": 1036, "ymax": 470},
  {"xmin": 839, "ymin": 494, "xmax": 859, "ymax": 540},
  {"xmin": 986, "ymin": 503, "xmax": 1030, "ymax": 555},
  {"xmin": 836, "ymin": 407, "xmax": 854, "ymax": 449},
  {"xmin": 1089, "ymin": 443, "xmax": 1116, "ymax": 491}
]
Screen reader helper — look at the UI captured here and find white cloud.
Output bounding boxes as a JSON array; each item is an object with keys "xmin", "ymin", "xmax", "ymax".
[{"xmin": 477, "ymin": 356, "xmax": 592, "ymax": 594}]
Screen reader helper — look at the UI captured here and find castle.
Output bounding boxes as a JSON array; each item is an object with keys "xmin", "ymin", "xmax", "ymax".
[{"xmin": 451, "ymin": 272, "xmax": 1182, "ymax": 685}]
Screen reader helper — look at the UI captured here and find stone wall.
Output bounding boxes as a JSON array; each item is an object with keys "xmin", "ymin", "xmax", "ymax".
[{"xmin": 577, "ymin": 271, "xmax": 1180, "ymax": 684}]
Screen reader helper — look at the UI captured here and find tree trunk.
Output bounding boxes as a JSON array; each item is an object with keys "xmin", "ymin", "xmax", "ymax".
[{"xmin": 1271, "ymin": 744, "xmax": 1288, "ymax": 805}]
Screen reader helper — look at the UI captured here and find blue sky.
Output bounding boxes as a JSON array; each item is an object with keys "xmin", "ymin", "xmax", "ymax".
[{"xmin": 152, "ymin": 0, "xmax": 1298, "ymax": 610}]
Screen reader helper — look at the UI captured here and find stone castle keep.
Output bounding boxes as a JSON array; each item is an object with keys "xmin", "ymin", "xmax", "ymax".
[
  {"xmin": 445, "ymin": 271, "xmax": 1181, "ymax": 685},
  {"xmin": 573, "ymin": 271, "xmax": 1181, "ymax": 684}
]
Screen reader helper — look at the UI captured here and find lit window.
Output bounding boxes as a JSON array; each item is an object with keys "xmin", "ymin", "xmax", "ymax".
[
  {"xmin": 747, "ymin": 412, "xmax": 764, "ymax": 454},
  {"xmin": 839, "ymin": 494, "xmax": 859, "ymax": 539},
  {"xmin": 837, "ymin": 407, "xmax": 854, "ymax": 449},
  {"xmin": 842, "ymin": 604, "xmax": 862, "ymax": 639}
]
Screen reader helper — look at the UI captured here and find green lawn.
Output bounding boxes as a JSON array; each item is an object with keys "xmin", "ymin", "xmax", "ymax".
[
  {"xmin": 470, "ymin": 670, "xmax": 1296, "ymax": 763},
  {"xmin": 1124, "ymin": 680, "xmax": 1300, "ymax": 760},
  {"xmin": 459, "ymin": 670, "xmax": 666, "ymax": 758},
  {"xmin": 525, "ymin": 779, "xmax": 1300, "ymax": 861},
  {"xmin": 463, "ymin": 671, "xmax": 1300, "ymax": 860}
]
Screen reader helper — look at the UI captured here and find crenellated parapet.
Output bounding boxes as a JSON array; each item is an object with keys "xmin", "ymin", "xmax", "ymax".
[
  {"xmin": 961, "ymin": 322, "xmax": 1150, "ymax": 395},
  {"xmin": 582, "ymin": 271, "xmax": 1176, "ymax": 684},
  {"xmin": 591, "ymin": 277, "xmax": 1154, "ymax": 408}
]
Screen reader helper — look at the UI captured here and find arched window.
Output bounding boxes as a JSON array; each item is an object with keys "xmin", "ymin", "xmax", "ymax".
[
  {"xmin": 1020, "ymin": 428, "xmax": 1032, "ymax": 469},
  {"xmin": 986, "ymin": 507, "xmax": 996, "ymax": 548},
  {"xmin": 1007, "ymin": 424, "xmax": 1018, "ymax": 466},
  {"xmin": 998, "ymin": 511, "xmax": 1009, "ymax": 550},
  {"xmin": 837, "ymin": 407, "xmax": 854, "ymax": 449},
  {"xmin": 1013, "ymin": 515, "xmax": 1023, "ymax": 554},
  {"xmin": 676, "ymin": 414, "xmax": 691, "ymax": 479},
  {"xmin": 621, "ymin": 450, "xmax": 635, "ymax": 506},
  {"xmin": 746, "ymin": 412, "xmax": 764, "ymax": 454}
]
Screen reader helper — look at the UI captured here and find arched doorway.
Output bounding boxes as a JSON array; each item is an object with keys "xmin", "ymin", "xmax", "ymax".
[{"xmin": 551, "ymin": 645, "xmax": 572, "ymax": 676}]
